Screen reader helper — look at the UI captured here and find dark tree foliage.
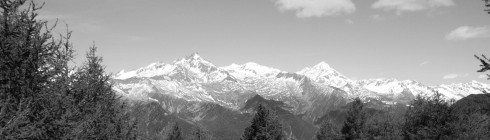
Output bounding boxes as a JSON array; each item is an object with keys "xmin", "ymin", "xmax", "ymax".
[
  {"xmin": 364, "ymin": 110, "xmax": 403, "ymax": 140},
  {"xmin": 451, "ymin": 113, "xmax": 490, "ymax": 139},
  {"xmin": 191, "ymin": 125, "xmax": 213, "ymax": 140},
  {"xmin": 451, "ymin": 94, "xmax": 490, "ymax": 115},
  {"xmin": 0, "ymin": 0, "xmax": 137, "ymax": 139},
  {"xmin": 167, "ymin": 123, "xmax": 184, "ymax": 140},
  {"xmin": 402, "ymin": 93, "xmax": 454, "ymax": 140},
  {"xmin": 484, "ymin": 0, "xmax": 490, "ymax": 14},
  {"xmin": 341, "ymin": 98, "xmax": 366, "ymax": 140},
  {"xmin": 451, "ymin": 94, "xmax": 490, "ymax": 139},
  {"xmin": 64, "ymin": 46, "xmax": 138, "ymax": 139},
  {"xmin": 241, "ymin": 104, "xmax": 285, "ymax": 140},
  {"xmin": 475, "ymin": 55, "xmax": 490, "ymax": 80},
  {"xmin": 0, "ymin": 0, "xmax": 74, "ymax": 139},
  {"xmin": 316, "ymin": 119, "xmax": 342, "ymax": 140}
]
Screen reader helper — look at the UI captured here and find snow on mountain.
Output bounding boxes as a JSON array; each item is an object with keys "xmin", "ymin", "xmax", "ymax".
[
  {"xmin": 114, "ymin": 53, "xmax": 490, "ymax": 140},
  {"xmin": 358, "ymin": 79, "xmax": 431, "ymax": 96},
  {"xmin": 222, "ymin": 62, "xmax": 281, "ymax": 79},
  {"xmin": 115, "ymin": 53, "xmax": 229, "ymax": 83},
  {"xmin": 173, "ymin": 53, "xmax": 217, "ymax": 73},
  {"xmin": 297, "ymin": 62, "xmax": 352, "ymax": 88},
  {"xmin": 113, "ymin": 53, "xmax": 490, "ymax": 110},
  {"xmin": 115, "ymin": 62, "xmax": 176, "ymax": 80},
  {"xmin": 433, "ymin": 80, "xmax": 490, "ymax": 100}
]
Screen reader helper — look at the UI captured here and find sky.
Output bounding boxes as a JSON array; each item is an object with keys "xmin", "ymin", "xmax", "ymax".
[{"xmin": 38, "ymin": 0, "xmax": 490, "ymax": 85}]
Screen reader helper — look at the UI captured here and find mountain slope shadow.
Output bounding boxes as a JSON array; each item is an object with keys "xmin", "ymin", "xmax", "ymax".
[{"xmin": 452, "ymin": 93, "xmax": 490, "ymax": 115}]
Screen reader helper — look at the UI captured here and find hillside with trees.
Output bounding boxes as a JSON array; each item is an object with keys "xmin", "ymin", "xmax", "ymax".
[{"xmin": 1, "ymin": 0, "xmax": 490, "ymax": 140}]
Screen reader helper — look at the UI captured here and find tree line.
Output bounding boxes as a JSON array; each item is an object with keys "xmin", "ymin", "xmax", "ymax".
[
  {"xmin": 166, "ymin": 92, "xmax": 490, "ymax": 140},
  {"xmin": 2, "ymin": 0, "xmax": 490, "ymax": 139},
  {"xmin": 0, "ymin": 0, "xmax": 137, "ymax": 139}
]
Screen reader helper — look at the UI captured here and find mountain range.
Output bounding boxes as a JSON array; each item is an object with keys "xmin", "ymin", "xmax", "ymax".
[{"xmin": 112, "ymin": 53, "xmax": 490, "ymax": 139}]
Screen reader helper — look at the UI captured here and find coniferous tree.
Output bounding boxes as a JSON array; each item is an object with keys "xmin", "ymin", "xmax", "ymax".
[
  {"xmin": 241, "ymin": 104, "xmax": 285, "ymax": 140},
  {"xmin": 402, "ymin": 93, "xmax": 454, "ymax": 140},
  {"xmin": 341, "ymin": 98, "xmax": 366, "ymax": 140},
  {"xmin": 316, "ymin": 119, "xmax": 342, "ymax": 140},
  {"xmin": 364, "ymin": 110, "xmax": 403, "ymax": 140},
  {"xmin": 0, "ymin": 0, "xmax": 74, "ymax": 139},
  {"xmin": 0, "ymin": 1, "xmax": 138, "ymax": 139},
  {"xmin": 65, "ymin": 46, "xmax": 138, "ymax": 139},
  {"xmin": 167, "ymin": 122, "xmax": 184, "ymax": 140},
  {"xmin": 483, "ymin": 0, "xmax": 490, "ymax": 14},
  {"xmin": 476, "ymin": 55, "xmax": 490, "ymax": 80},
  {"xmin": 451, "ymin": 113, "xmax": 490, "ymax": 139},
  {"xmin": 191, "ymin": 125, "xmax": 212, "ymax": 140}
]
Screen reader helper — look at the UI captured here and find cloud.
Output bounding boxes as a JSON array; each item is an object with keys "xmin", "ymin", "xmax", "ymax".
[
  {"xmin": 372, "ymin": 0, "xmax": 454, "ymax": 14},
  {"xmin": 446, "ymin": 26, "xmax": 490, "ymax": 41},
  {"xmin": 275, "ymin": 0, "xmax": 356, "ymax": 18},
  {"xmin": 419, "ymin": 61, "xmax": 429, "ymax": 66},
  {"xmin": 443, "ymin": 73, "xmax": 469, "ymax": 79}
]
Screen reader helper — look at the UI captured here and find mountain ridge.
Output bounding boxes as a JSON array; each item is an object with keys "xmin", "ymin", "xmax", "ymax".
[
  {"xmin": 114, "ymin": 53, "xmax": 489, "ymax": 104},
  {"xmin": 113, "ymin": 53, "xmax": 490, "ymax": 139}
]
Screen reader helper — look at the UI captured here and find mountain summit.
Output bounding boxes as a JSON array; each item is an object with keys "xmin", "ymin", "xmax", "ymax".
[
  {"xmin": 113, "ymin": 53, "xmax": 490, "ymax": 139},
  {"xmin": 115, "ymin": 53, "xmax": 489, "ymax": 102},
  {"xmin": 297, "ymin": 62, "xmax": 350, "ymax": 88}
]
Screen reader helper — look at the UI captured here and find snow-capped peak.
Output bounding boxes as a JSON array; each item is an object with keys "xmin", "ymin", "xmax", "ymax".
[
  {"xmin": 221, "ymin": 62, "xmax": 281, "ymax": 78},
  {"xmin": 190, "ymin": 52, "xmax": 202, "ymax": 60},
  {"xmin": 174, "ymin": 52, "xmax": 215, "ymax": 68},
  {"xmin": 115, "ymin": 53, "xmax": 218, "ymax": 80},
  {"xmin": 469, "ymin": 80, "xmax": 488, "ymax": 86},
  {"xmin": 313, "ymin": 61, "xmax": 331, "ymax": 70},
  {"xmin": 183, "ymin": 52, "xmax": 205, "ymax": 63},
  {"xmin": 297, "ymin": 62, "xmax": 350, "ymax": 88},
  {"xmin": 113, "ymin": 53, "xmax": 490, "ymax": 111},
  {"xmin": 297, "ymin": 62, "xmax": 343, "ymax": 77},
  {"xmin": 115, "ymin": 62, "xmax": 176, "ymax": 80}
]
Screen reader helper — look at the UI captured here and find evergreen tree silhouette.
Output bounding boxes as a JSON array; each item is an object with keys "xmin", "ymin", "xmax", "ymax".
[
  {"xmin": 0, "ymin": 0, "xmax": 74, "ymax": 138},
  {"xmin": 66, "ymin": 46, "xmax": 138, "ymax": 139},
  {"xmin": 475, "ymin": 55, "xmax": 490, "ymax": 80},
  {"xmin": 241, "ymin": 104, "xmax": 285, "ymax": 140},
  {"xmin": 0, "ymin": 1, "xmax": 137, "ymax": 139},
  {"xmin": 402, "ymin": 93, "xmax": 454, "ymax": 140},
  {"xmin": 316, "ymin": 119, "xmax": 342, "ymax": 140},
  {"xmin": 341, "ymin": 98, "xmax": 366, "ymax": 140},
  {"xmin": 167, "ymin": 123, "xmax": 184, "ymax": 140},
  {"xmin": 483, "ymin": 0, "xmax": 490, "ymax": 14},
  {"xmin": 191, "ymin": 125, "xmax": 212, "ymax": 140}
]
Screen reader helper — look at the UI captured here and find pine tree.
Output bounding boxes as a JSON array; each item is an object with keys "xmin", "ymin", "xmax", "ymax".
[
  {"xmin": 167, "ymin": 122, "xmax": 184, "ymax": 140},
  {"xmin": 341, "ymin": 98, "xmax": 366, "ymax": 140},
  {"xmin": 483, "ymin": 0, "xmax": 490, "ymax": 14},
  {"xmin": 475, "ymin": 55, "xmax": 490, "ymax": 80},
  {"xmin": 402, "ymin": 92, "xmax": 454, "ymax": 140},
  {"xmin": 0, "ymin": 0, "xmax": 74, "ymax": 139},
  {"xmin": 316, "ymin": 119, "xmax": 342, "ymax": 140},
  {"xmin": 0, "ymin": 0, "xmax": 138, "ymax": 139},
  {"xmin": 364, "ymin": 110, "xmax": 403, "ymax": 140},
  {"xmin": 241, "ymin": 104, "xmax": 285, "ymax": 140},
  {"xmin": 451, "ymin": 113, "xmax": 490, "ymax": 139},
  {"xmin": 65, "ymin": 46, "xmax": 138, "ymax": 139},
  {"xmin": 192, "ymin": 125, "xmax": 212, "ymax": 140}
]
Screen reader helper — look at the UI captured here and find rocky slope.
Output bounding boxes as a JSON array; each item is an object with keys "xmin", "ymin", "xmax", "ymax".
[{"xmin": 113, "ymin": 53, "xmax": 490, "ymax": 139}]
